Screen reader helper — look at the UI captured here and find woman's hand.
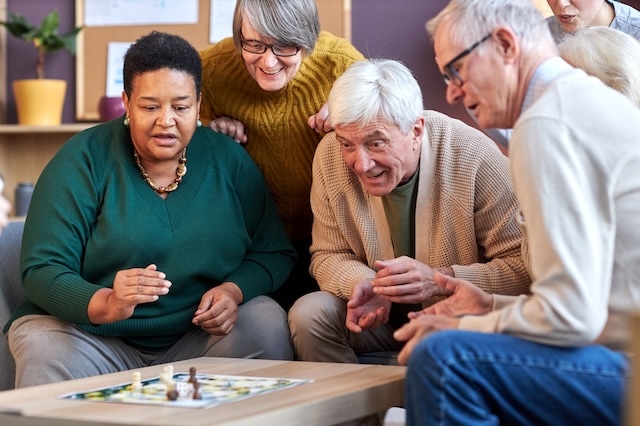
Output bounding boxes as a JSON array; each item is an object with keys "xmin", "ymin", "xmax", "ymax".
[
  {"xmin": 88, "ymin": 264, "xmax": 171, "ymax": 324},
  {"xmin": 308, "ymin": 103, "xmax": 332, "ymax": 134},
  {"xmin": 207, "ymin": 117, "xmax": 248, "ymax": 144},
  {"xmin": 192, "ymin": 282, "xmax": 243, "ymax": 335}
]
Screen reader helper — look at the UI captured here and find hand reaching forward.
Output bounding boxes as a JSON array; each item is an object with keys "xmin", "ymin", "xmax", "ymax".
[
  {"xmin": 89, "ymin": 264, "xmax": 172, "ymax": 324},
  {"xmin": 346, "ymin": 279, "xmax": 392, "ymax": 333},
  {"xmin": 393, "ymin": 273, "xmax": 493, "ymax": 366},
  {"xmin": 394, "ymin": 314, "xmax": 460, "ymax": 365},
  {"xmin": 207, "ymin": 117, "xmax": 248, "ymax": 144},
  {"xmin": 192, "ymin": 282, "xmax": 243, "ymax": 336},
  {"xmin": 409, "ymin": 273, "xmax": 493, "ymax": 319}
]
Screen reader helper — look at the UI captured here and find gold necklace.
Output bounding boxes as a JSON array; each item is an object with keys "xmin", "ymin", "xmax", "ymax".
[{"xmin": 133, "ymin": 149, "xmax": 187, "ymax": 194}]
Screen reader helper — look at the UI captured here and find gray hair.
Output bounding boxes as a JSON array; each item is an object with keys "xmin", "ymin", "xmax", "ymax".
[
  {"xmin": 232, "ymin": 0, "xmax": 320, "ymax": 56},
  {"xmin": 328, "ymin": 59, "xmax": 424, "ymax": 135},
  {"xmin": 426, "ymin": 0, "xmax": 554, "ymax": 52},
  {"xmin": 558, "ymin": 26, "xmax": 640, "ymax": 107}
]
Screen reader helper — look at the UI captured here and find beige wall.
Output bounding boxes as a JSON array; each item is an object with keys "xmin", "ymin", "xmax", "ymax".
[{"xmin": 533, "ymin": 0, "xmax": 554, "ymax": 17}]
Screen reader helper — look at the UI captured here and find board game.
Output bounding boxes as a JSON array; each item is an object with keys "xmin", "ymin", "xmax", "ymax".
[{"xmin": 59, "ymin": 366, "xmax": 312, "ymax": 408}]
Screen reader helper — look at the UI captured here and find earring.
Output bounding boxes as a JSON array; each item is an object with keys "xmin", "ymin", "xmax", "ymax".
[
  {"xmin": 197, "ymin": 119, "xmax": 202, "ymax": 127},
  {"xmin": 123, "ymin": 116, "xmax": 130, "ymax": 127}
]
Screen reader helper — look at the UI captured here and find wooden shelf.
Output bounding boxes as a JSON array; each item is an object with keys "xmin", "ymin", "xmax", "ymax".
[
  {"xmin": 0, "ymin": 123, "xmax": 97, "ymax": 134},
  {"xmin": 0, "ymin": 123, "xmax": 98, "ymax": 214}
]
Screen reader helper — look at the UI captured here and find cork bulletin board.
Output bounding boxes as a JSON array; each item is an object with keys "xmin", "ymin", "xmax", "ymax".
[{"xmin": 74, "ymin": 0, "xmax": 350, "ymax": 122}]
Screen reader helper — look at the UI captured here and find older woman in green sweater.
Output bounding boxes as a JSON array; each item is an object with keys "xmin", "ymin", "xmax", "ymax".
[
  {"xmin": 199, "ymin": 0, "xmax": 365, "ymax": 310},
  {"xmin": 6, "ymin": 31, "xmax": 296, "ymax": 388}
]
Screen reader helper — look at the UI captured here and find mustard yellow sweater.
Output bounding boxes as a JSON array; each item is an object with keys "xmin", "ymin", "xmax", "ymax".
[{"xmin": 200, "ymin": 32, "xmax": 364, "ymax": 244}]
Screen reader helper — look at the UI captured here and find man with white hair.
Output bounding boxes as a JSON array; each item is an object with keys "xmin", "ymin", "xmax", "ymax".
[{"xmin": 289, "ymin": 58, "xmax": 530, "ymax": 365}]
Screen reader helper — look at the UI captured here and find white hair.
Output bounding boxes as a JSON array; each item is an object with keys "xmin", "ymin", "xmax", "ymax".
[{"xmin": 328, "ymin": 59, "xmax": 424, "ymax": 135}]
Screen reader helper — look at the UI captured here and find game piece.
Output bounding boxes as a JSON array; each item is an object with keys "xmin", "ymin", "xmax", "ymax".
[
  {"xmin": 192, "ymin": 382, "xmax": 202, "ymax": 400},
  {"xmin": 176, "ymin": 381, "xmax": 191, "ymax": 399},
  {"xmin": 187, "ymin": 367, "xmax": 197, "ymax": 384},
  {"xmin": 163, "ymin": 365, "xmax": 174, "ymax": 379},
  {"xmin": 131, "ymin": 371, "xmax": 142, "ymax": 395},
  {"xmin": 166, "ymin": 389, "xmax": 179, "ymax": 401}
]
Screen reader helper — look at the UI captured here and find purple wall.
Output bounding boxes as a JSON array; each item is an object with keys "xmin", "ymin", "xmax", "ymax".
[
  {"xmin": 5, "ymin": 0, "xmax": 640, "ymax": 124},
  {"xmin": 352, "ymin": 0, "xmax": 473, "ymax": 127}
]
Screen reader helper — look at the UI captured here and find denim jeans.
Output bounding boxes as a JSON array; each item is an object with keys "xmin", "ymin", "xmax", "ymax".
[{"xmin": 405, "ymin": 330, "xmax": 628, "ymax": 426}]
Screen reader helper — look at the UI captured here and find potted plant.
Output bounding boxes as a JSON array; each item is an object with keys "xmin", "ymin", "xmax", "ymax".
[{"xmin": 0, "ymin": 10, "xmax": 82, "ymax": 125}]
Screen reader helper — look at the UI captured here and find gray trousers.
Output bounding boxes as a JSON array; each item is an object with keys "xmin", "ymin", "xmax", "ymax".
[
  {"xmin": 288, "ymin": 291, "xmax": 403, "ymax": 363},
  {"xmin": 8, "ymin": 295, "xmax": 293, "ymax": 388}
]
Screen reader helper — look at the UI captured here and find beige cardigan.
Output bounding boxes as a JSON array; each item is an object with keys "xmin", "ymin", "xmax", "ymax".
[{"xmin": 310, "ymin": 110, "xmax": 530, "ymax": 302}]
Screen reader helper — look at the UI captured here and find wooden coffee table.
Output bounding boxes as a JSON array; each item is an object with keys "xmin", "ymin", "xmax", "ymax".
[{"xmin": 0, "ymin": 357, "xmax": 406, "ymax": 425}]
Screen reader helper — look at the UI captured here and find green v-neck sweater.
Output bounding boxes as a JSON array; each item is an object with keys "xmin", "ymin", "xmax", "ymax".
[{"xmin": 7, "ymin": 120, "xmax": 296, "ymax": 351}]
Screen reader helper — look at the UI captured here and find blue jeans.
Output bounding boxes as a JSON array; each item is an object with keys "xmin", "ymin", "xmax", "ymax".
[{"xmin": 405, "ymin": 330, "xmax": 628, "ymax": 426}]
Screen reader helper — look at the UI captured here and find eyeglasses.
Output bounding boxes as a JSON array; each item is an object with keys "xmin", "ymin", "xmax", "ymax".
[
  {"xmin": 240, "ymin": 37, "xmax": 300, "ymax": 57},
  {"xmin": 442, "ymin": 33, "xmax": 492, "ymax": 87}
]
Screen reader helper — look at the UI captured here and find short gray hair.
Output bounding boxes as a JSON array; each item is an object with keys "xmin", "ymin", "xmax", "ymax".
[
  {"xmin": 426, "ymin": 0, "xmax": 554, "ymax": 52},
  {"xmin": 232, "ymin": 0, "xmax": 320, "ymax": 56},
  {"xmin": 328, "ymin": 59, "xmax": 424, "ymax": 135},
  {"xmin": 558, "ymin": 26, "xmax": 640, "ymax": 107}
]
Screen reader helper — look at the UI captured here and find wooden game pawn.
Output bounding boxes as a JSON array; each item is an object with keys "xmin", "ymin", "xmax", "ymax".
[{"xmin": 192, "ymin": 382, "xmax": 202, "ymax": 400}]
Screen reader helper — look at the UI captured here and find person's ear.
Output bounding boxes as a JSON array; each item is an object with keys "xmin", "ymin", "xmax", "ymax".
[
  {"xmin": 121, "ymin": 91, "xmax": 130, "ymax": 115},
  {"xmin": 493, "ymin": 27, "xmax": 519, "ymax": 64},
  {"xmin": 412, "ymin": 116, "xmax": 425, "ymax": 148}
]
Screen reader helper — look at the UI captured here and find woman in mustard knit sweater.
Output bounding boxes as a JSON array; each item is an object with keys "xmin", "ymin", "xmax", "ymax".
[{"xmin": 200, "ymin": 0, "xmax": 364, "ymax": 310}]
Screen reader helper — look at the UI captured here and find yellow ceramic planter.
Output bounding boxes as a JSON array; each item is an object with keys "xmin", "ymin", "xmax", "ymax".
[{"xmin": 12, "ymin": 79, "xmax": 67, "ymax": 126}]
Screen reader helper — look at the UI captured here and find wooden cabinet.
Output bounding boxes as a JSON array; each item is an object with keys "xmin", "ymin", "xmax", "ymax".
[{"xmin": 0, "ymin": 124, "xmax": 95, "ymax": 215}]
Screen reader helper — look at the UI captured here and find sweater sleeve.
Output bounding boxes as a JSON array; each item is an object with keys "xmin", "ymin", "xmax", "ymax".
[
  {"xmin": 424, "ymin": 112, "xmax": 530, "ymax": 297},
  {"xmin": 20, "ymin": 127, "xmax": 112, "ymax": 325},
  {"xmin": 216, "ymin": 139, "xmax": 297, "ymax": 301},
  {"xmin": 449, "ymin": 130, "xmax": 531, "ymax": 296},
  {"xmin": 458, "ymin": 115, "xmax": 614, "ymax": 346},
  {"xmin": 309, "ymin": 134, "xmax": 376, "ymax": 300}
]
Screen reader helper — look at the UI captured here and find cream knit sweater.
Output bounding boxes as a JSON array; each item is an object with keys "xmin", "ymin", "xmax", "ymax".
[{"xmin": 310, "ymin": 110, "xmax": 531, "ymax": 301}]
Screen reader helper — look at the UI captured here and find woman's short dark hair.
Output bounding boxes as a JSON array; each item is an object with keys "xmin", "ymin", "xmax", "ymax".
[{"xmin": 123, "ymin": 31, "xmax": 202, "ymax": 97}]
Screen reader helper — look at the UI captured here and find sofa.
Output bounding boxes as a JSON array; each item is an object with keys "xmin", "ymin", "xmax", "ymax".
[{"xmin": 0, "ymin": 220, "xmax": 24, "ymax": 391}]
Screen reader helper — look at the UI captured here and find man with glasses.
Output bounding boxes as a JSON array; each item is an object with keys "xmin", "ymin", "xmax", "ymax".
[
  {"xmin": 199, "ymin": 0, "xmax": 364, "ymax": 312},
  {"xmin": 481, "ymin": 1, "xmax": 640, "ymax": 149},
  {"xmin": 394, "ymin": 0, "xmax": 640, "ymax": 424},
  {"xmin": 288, "ymin": 58, "xmax": 530, "ymax": 367}
]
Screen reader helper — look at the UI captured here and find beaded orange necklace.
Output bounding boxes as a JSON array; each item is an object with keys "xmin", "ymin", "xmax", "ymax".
[{"xmin": 133, "ymin": 149, "xmax": 187, "ymax": 194}]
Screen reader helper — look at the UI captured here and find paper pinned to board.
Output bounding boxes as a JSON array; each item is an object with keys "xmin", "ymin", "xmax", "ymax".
[
  {"xmin": 84, "ymin": 0, "xmax": 198, "ymax": 26},
  {"xmin": 106, "ymin": 42, "xmax": 133, "ymax": 97},
  {"xmin": 210, "ymin": 0, "xmax": 234, "ymax": 43}
]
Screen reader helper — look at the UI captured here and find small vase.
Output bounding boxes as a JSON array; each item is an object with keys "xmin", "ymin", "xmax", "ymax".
[{"xmin": 98, "ymin": 96, "xmax": 126, "ymax": 122}]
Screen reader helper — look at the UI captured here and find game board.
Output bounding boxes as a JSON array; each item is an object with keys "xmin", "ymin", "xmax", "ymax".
[{"xmin": 60, "ymin": 368, "xmax": 312, "ymax": 408}]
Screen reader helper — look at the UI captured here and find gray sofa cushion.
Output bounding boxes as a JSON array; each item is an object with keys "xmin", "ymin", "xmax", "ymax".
[{"xmin": 0, "ymin": 220, "xmax": 25, "ymax": 391}]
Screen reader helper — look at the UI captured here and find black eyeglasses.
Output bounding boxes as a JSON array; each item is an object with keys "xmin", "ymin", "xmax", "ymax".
[
  {"xmin": 442, "ymin": 33, "xmax": 492, "ymax": 87},
  {"xmin": 240, "ymin": 37, "xmax": 300, "ymax": 57}
]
